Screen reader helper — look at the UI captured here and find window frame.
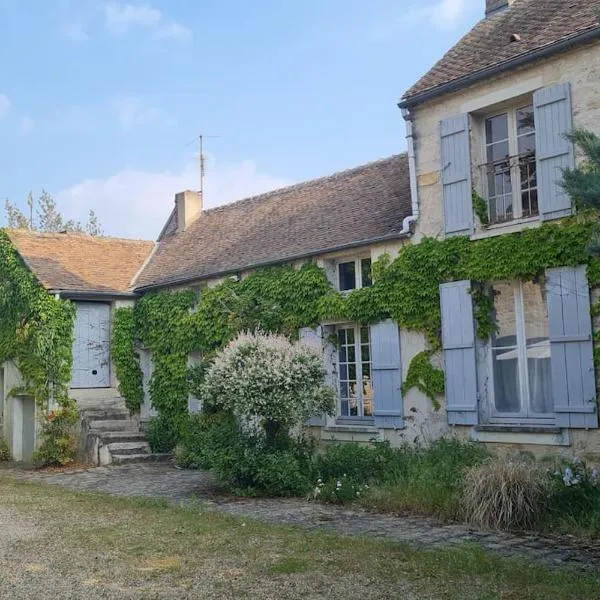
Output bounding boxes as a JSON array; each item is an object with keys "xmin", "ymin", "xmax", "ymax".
[
  {"xmin": 336, "ymin": 256, "xmax": 372, "ymax": 292},
  {"xmin": 480, "ymin": 101, "xmax": 538, "ymax": 225},
  {"xmin": 488, "ymin": 280, "xmax": 554, "ymax": 425},
  {"xmin": 336, "ymin": 323, "xmax": 373, "ymax": 420}
]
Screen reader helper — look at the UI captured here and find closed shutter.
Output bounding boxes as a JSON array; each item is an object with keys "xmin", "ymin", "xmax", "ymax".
[
  {"xmin": 546, "ymin": 266, "xmax": 598, "ymax": 428},
  {"xmin": 299, "ymin": 326, "xmax": 327, "ymax": 426},
  {"xmin": 440, "ymin": 281, "xmax": 478, "ymax": 425},
  {"xmin": 441, "ymin": 114, "xmax": 473, "ymax": 236},
  {"xmin": 534, "ymin": 83, "xmax": 574, "ymax": 220},
  {"xmin": 371, "ymin": 320, "xmax": 403, "ymax": 429}
]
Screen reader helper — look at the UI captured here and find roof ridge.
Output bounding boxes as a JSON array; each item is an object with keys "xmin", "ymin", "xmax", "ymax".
[
  {"xmin": 3, "ymin": 228, "xmax": 153, "ymax": 244},
  {"xmin": 200, "ymin": 153, "xmax": 407, "ymax": 217}
]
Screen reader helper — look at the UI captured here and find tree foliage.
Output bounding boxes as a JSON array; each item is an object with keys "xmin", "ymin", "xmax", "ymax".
[{"xmin": 5, "ymin": 191, "xmax": 103, "ymax": 236}]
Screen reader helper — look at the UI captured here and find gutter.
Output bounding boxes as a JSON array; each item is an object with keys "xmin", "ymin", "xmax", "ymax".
[
  {"xmin": 134, "ymin": 230, "xmax": 412, "ymax": 293},
  {"xmin": 400, "ymin": 108, "xmax": 419, "ymax": 234},
  {"xmin": 49, "ymin": 289, "xmax": 139, "ymax": 300},
  {"xmin": 398, "ymin": 27, "xmax": 600, "ymax": 109}
]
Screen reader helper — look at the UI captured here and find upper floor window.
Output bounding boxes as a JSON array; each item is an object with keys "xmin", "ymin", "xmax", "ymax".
[
  {"xmin": 484, "ymin": 104, "xmax": 537, "ymax": 225},
  {"xmin": 338, "ymin": 257, "xmax": 372, "ymax": 291}
]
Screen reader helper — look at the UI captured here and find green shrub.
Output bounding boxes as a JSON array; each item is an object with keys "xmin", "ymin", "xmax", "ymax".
[
  {"xmin": 462, "ymin": 460, "xmax": 549, "ymax": 531},
  {"xmin": 146, "ymin": 413, "xmax": 186, "ymax": 453},
  {"xmin": 0, "ymin": 438, "xmax": 11, "ymax": 461},
  {"xmin": 545, "ymin": 458, "xmax": 600, "ymax": 535},
  {"xmin": 32, "ymin": 401, "xmax": 79, "ymax": 467}
]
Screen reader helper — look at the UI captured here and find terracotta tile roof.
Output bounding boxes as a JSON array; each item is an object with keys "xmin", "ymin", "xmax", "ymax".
[
  {"xmin": 6, "ymin": 230, "xmax": 154, "ymax": 295},
  {"xmin": 134, "ymin": 154, "xmax": 412, "ymax": 290},
  {"xmin": 402, "ymin": 0, "xmax": 600, "ymax": 105}
]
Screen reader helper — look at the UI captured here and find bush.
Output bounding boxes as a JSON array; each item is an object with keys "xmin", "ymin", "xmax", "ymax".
[
  {"xmin": 545, "ymin": 458, "xmax": 600, "ymax": 535},
  {"xmin": 0, "ymin": 438, "xmax": 11, "ymax": 461},
  {"xmin": 146, "ymin": 413, "xmax": 186, "ymax": 453},
  {"xmin": 462, "ymin": 460, "xmax": 549, "ymax": 531},
  {"xmin": 201, "ymin": 331, "xmax": 335, "ymax": 442},
  {"xmin": 32, "ymin": 401, "xmax": 79, "ymax": 467}
]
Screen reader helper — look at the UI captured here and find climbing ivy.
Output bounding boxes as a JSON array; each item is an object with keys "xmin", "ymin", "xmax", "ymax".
[
  {"xmin": 112, "ymin": 307, "xmax": 144, "ymax": 412},
  {"xmin": 113, "ymin": 219, "xmax": 600, "ymax": 418},
  {"xmin": 0, "ymin": 230, "xmax": 76, "ymax": 409},
  {"xmin": 472, "ymin": 188, "xmax": 490, "ymax": 228},
  {"xmin": 401, "ymin": 351, "xmax": 445, "ymax": 411}
]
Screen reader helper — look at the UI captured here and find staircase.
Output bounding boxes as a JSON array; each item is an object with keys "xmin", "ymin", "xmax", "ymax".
[{"xmin": 76, "ymin": 391, "xmax": 168, "ymax": 466}]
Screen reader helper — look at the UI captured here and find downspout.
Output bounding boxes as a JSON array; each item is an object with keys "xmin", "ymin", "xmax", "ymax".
[{"xmin": 400, "ymin": 107, "xmax": 419, "ymax": 234}]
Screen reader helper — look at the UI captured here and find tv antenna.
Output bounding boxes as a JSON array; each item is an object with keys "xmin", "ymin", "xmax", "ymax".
[{"xmin": 186, "ymin": 134, "xmax": 221, "ymax": 195}]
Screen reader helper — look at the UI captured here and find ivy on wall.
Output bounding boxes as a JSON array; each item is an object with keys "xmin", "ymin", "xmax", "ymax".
[
  {"xmin": 0, "ymin": 230, "xmax": 75, "ymax": 411},
  {"xmin": 113, "ymin": 219, "xmax": 600, "ymax": 419},
  {"xmin": 112, "ymin": 307, "xmax": 144, "ymax": 412}
]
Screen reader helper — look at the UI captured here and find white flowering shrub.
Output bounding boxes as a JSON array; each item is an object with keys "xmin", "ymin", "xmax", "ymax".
[{"xmin": 201, "ymin": 331, "xmax": 335, "ymax": 441}]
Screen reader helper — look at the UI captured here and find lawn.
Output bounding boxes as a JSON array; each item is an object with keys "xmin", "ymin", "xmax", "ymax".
[{"xmin": 0, "ymin": 476, "xmax": 598, "ymax": 600}]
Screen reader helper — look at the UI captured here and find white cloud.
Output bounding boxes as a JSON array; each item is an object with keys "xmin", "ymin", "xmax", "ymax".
[
  {"xmin": 369, "ymin": 0, "xmax": 468, "ymax": 39},
  {"xmin": 110, "ymin": 96, "xmax": 174, "ymax": 131},
  {"xmin": 55, "ymin": 157, "xmax": 294, "ymax": 239},
  {"xmin": 0, "ymin": 94, "xmax": 11, "ymax": 118},
  {"xmin": 19, "ymin": 116, "xmax": 34, "ymax": 135},
  {"xmin": 103, "ymin": 1, "xmax": 191, "ymax": 42}
]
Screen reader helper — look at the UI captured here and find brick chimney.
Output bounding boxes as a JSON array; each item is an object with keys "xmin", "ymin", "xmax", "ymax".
[
  {"xmin": 175, "ymin": 190, "xmax": 202, "ymax": 233},
  {"xmin": 485, "ymin": 0, "xmax": 515, "ymax": 17}
]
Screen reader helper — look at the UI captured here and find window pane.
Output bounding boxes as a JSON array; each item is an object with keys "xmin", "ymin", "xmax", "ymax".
[
  {"xmin": 487, "ymin": 140, "xmax": 510, "ymax": 164},
  {"xmin": 347, "ymin": 345, "xmax": 355, "ymax": 363},
  {"xmin": 338, "ymin": 261, "xmax": 356, "ymax": 291},
  {"xmin": 361, "ymin": 259, "xmax": 373, "ymax": 287},
  {"xmin": 363, "ymin": 376, "xmax": 373, "ymax": 416},
  {"xmin": 340, "ymin": 399, "xmax": 349, "ymax": 417},
  {"xmin": 518, "ymin": 133, "xmax": 536, "ymax": 156},
  {"xmin": 346, "ymin": 328, "xmax": 355, "ymax": 344},
  {"xmin": 348, "ymin": 363, "xmax": 356, "ymax": 381},
  {"xmin": 485, "ymin": 113, "xmax": 509, "ymax": 144},
  {"xmin": 340, "ymin": 381, "xmax": 349, "ymax": 397},
  {"xmin": 339, "ymin": 364, "xmax": 348, "ymax": 380},
  {"xmin": 516, "ymin": 105, "xmax": 535, "ymax": 135},
  {"xmin": 492, "ymin": 283, "xmax": 522, "ymax": 414},
  {"xmin": 522, "ymin": 282, "xmax": 552, "ymax": 414}
]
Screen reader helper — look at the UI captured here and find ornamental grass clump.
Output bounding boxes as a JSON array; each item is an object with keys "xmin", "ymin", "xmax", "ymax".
[{"xmin": 462, "ymin": 460, "xmax": 549, "ymax": 531}]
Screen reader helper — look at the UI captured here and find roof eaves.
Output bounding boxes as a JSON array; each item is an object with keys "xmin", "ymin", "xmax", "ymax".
[
  {"xmin": 134, "ymin": 230, "xmax": 412, "ymax": 293},
  {"xmin": 399, "ymin": 26, "xmax": 600, "ymax": 109}
]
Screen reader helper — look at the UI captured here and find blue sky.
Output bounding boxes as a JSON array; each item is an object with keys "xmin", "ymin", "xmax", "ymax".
[{"xmin": 0, "ymin": 0, "xmax": 482, "ymax": 238}]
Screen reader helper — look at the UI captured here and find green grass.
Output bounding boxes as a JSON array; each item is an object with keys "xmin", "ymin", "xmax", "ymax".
[{"xmin": 0, "ymin": 475, "xmax": 598, "ymax": 599}]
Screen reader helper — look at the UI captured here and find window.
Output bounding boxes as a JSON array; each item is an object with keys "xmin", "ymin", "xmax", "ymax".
[
  {"xmin": 337, "ymin": 258, "xmax": 372, "ymax": 291},
  {"xmin": 484, "ymin": 104, "xmax": 537, "ymax": 224},
  {"xmin": 490, "ymin": 280, "xmax": 552, "ymax": 420},
  {"xmin": 337, "ymin": 325, "xmax": 372, "ymax": 418}
]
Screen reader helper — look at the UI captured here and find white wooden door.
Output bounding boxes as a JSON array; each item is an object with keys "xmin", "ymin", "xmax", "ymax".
[{"xmin": 71, "ymin": 303, "xmax": 111, "ymax": 389}]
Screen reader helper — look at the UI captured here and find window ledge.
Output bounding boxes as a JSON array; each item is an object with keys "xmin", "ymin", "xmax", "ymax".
[
  {"xmin": 474, "ymin": 424, "xmax": 561, "ymax": 435},
  {"xmin": 471, "ymin": 216, "xmax": 540, "ymax": 240},
  {"xmin": 325, "ymin": 424, "xmax": 380, "ymax": 435}
]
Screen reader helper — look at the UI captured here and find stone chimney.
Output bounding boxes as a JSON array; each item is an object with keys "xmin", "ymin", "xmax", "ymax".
[
  {"xmin": 175, "ymin": 190, "xmax": 202, "ymax": 233},
  {"xmin": 485, "ymin": 0, "xmax": 515, "ymax": 17}
]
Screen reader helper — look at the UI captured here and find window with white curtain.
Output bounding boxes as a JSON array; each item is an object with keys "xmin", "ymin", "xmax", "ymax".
[{"xmin": 490, "ymin": 280, "xmax": 553, "ymax": 421}]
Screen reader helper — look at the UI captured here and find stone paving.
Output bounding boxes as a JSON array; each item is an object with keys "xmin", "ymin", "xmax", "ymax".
[{"xmin": 4, "ymin": 463, "xmax": 600, "ymax": 571}]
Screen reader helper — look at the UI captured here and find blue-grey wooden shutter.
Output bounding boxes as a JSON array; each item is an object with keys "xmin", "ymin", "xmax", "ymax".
[
  {"xmin": 371, "ymin": 320, "xmax": 403, "ymax": 429},
  {"xmin": 534, "ymin": 83, "xmax": 574, "ymax": 220},
  {"xmin": 546, "ymin": 266, "xmax": 598, "ymax": 428},
  {"xmin": 299, "ymin": 326, "xmax": 327, "ymax": 426},
  {"xmin": 441, "ymin": 114, "xmax": 473, "ymax": 236},
  {"xmin": 440, "ymin": 280, "xmax": 478, "ymax": 425}
]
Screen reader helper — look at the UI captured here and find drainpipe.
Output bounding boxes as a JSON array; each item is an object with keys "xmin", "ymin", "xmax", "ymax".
[{"xmin": 400, "ymin": 107, "xmax": 419, "ymax": 234}]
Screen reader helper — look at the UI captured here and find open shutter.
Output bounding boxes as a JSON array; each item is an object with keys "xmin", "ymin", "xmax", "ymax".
[
  {"xmin": 440, "ymin": 281, "xmax": 478, "ymax": 425},
  {"xmin": 371, "ymin": 320, "xmax": 403, "ymax": 429},
  {"xmin": 547, "ymin": 266, "xmax": 597, "ymax": 428},
  {"xmin": 300, "ymin": 326, "xmax": 327, "ymax": 426},
  {"xmin": 534, "ymin": 83, "xmax": 574, "ymax": 220},
  {"xmin": 441, "ymin": 114, "xmax": 473, "ymax": 236}
]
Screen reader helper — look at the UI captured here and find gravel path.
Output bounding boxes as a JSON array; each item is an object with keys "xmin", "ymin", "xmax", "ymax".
[{"xmin": 5, "ymin": 463, "xmax": 600, "ymax": 572}]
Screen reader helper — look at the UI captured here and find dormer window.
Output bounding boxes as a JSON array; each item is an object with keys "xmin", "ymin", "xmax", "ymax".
[
  {"xmin": 337, "ymin": 258, "xmax": 372, "ymax": 291},
  {"xmin": 483, "ymin": 104, "xmax": 537, "ymax": 224}
]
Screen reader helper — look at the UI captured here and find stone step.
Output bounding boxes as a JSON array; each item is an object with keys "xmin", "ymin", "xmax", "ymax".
[
  {"xmin": 107, "ymin": 441, "xmax": 150, "ymax": 456},
  {"xmin": 111, "ymin": 453, "xmax": 171, "ymax": 465},
  {"xmin": 88, "ymin": 419, "xmax": 140, "ymax": 432},
  {"xmin": 97, "ymin": 431, "xmax": 147, "ymax": 444},
  {"xmin": 81, "ymin": 408, "xmax": 130, "ymax": 421}
]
